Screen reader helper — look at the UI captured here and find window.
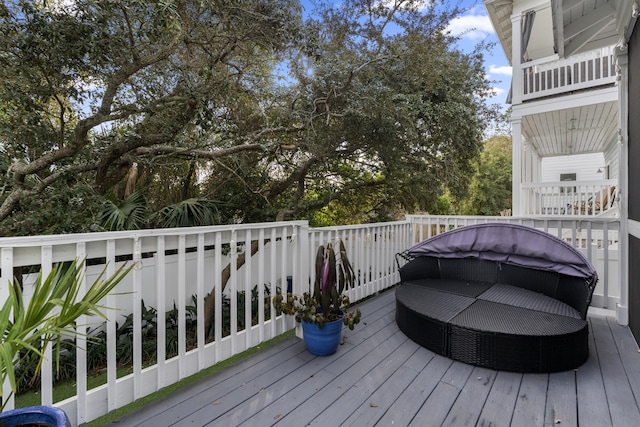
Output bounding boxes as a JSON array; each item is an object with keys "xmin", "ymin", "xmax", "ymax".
[{"xmin": 560, "ymin": 173, "xmax": 576, "ymax": 193}]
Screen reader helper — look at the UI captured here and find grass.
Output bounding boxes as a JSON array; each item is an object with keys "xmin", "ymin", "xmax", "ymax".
[
  {"xmin": 85, "ymin": 329, "xmax": 296, "ymax": 426},
  {"xmin": 15, "ymin": 366, "xmax": 133, "ymax": 408}
]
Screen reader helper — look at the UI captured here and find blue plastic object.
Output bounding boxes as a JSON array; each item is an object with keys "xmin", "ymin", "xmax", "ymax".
[
  {"xmin": 301, "ymin": 314, "xmax": 343, "ymax": 356},
  {"xmin": 0, "ymin": 406, "xmax": 70, "ymax": 427}
]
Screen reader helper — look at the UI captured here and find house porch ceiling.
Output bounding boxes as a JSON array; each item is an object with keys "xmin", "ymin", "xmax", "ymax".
[
  {"xmin": 520, "ymin": 101, "xmax": 618, "ymax": 157},
  {"xmin": 484, "ymin": 0, "xmax": 625, "ymax": 63}
]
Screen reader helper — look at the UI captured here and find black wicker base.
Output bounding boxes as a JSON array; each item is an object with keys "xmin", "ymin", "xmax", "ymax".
[{"xmin": 395, "ymin": 280, "xmax": 589, "ymax": 373}]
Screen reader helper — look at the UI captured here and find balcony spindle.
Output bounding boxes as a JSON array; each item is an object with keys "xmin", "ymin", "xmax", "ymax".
[
  {"xmin": 257, "ymin": 229, "xmax": 265, "ymax": 343},
  {"xmin": 269, "ymin": 228, "xmax": 277, "ymax": 339},
  {"xmin": 229, "ymin": 233, "xmax": 237, "ymax": 355},
  {"xmin": 214, "ymin": 232, "xmax": 222, "ymax": 363},
  {"xmin": 156, "ymin": 236, "xmax": 166, "ymax": 389},
  {"xmin": 178, "ymin": 234, "xmax": 187, "ymax": 379},
  {"xmin": 132, "ymin": 237, "xmax": 142, "ymax": 400},
  {"xmin": 106, "ymin": 239, "xmax": 117, "ymax": 411},
  {"xmin": 1, "ymin": 247, "xmax": 15, "ymax": 409},
  {"xmin": 196, "ymin": 233, "xmax": 205, "ymax": 370},
  {"xmin": 75, "ymin": 242, "xmax": 87, "ymax": 425},
  {"xmin": 40, "ymin": 245, "xmax": 53, "ymax": 407},
  {"xmin": 244, "ymin": 230, "xmax": 253, "ymax": 351}
]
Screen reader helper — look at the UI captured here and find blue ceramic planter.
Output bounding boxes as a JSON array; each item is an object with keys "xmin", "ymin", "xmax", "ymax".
[
  {"xmin": 301, "ymin": 314, "xmax": 344, "ymax": 356},
  {"xmin": 0, "ymin": 406, "xmax": 70, "ymax": 427}
]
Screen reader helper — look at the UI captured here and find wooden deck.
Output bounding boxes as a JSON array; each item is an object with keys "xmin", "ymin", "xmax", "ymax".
[{"xmin": 108, "ymin": 288, "xmax": 640, "ymax": 426}]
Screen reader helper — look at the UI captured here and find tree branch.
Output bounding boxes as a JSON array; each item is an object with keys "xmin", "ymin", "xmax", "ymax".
[{"xmin": 134, "ymin": 143, "xmax": 265, "ymax": 159}]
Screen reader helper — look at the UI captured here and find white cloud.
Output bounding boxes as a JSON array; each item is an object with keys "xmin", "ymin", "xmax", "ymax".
[
  {"xmin": 489, "ymin": 65, "xmax": 512, "ymax": 76},
  {"xmin": 492, "ymin": 87, "xmax": 506, "ymax": 96},
  {"xmin": 446, "ymin": 11, "xmax": 495, "ymax": 40}
]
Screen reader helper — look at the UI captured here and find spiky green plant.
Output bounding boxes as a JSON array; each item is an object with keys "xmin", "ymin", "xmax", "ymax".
[
  {"xmin": 0, "ymin": 259, "xmax": 132, "ymax": 407},
  {"xmin": 273, "ymin": 240, "xmax": 361, "ymax": 329}
]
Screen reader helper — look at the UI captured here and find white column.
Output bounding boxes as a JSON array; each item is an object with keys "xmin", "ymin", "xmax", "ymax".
[
  {"xmin": 533, "ymin": 150, "xmax": 541, "ymax": 183},
  {"xmin": 616, "ymin": 46, "xmax": 629, "ymax": 325},
  {"xmin": 512, "ymin": 117, "xmax": 523, "ymax": 216},
  {"xmin": 511, "ymin": 12, "xmax": 523, "ymax": 105},
  {"xmin": 523, "ymin": 142, "xmax": 531, "ymax": 184}
]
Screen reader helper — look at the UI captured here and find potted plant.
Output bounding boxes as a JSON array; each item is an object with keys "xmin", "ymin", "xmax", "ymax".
[
  {"xmin": 273, "ymin": 240, "xmax": 361, "ymax": 356},
  {"xmin": 0, "ymin": 259, "xmax": 132, "ymax": 426}
]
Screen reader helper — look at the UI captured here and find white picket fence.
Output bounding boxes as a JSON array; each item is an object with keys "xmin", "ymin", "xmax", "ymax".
[{"xmin": 0, "ymin": 216, "xmax": 621, "ymax": 425}]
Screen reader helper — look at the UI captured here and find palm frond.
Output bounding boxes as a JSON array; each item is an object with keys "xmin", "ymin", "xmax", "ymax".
[
  {"xmin": 151, "ymin": 198, "xmax": 220, "ymax": 228},
  {"xmin": 99, "ymin": 190, "xmax": 149, "ymax": 231}
]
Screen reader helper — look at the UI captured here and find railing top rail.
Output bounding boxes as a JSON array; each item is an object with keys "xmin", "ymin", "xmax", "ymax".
[
  {"xmin": 405, "ymin": 214, "xmax": 504, "ymax": 220},
  {"xmin": 308, "ymin": 220, "xmax": 410, "ymax": 233},
  {"xmin": 523, "ymin": 54, "xmax": 560, "ymax": 68},
  {"xmin": 0, "ymin": 220, "xmax": 310, "ymax": 247},
  {"xmin": 405, "ymin": 214, "xmax": 621, "ymax": 226},
  {"xmin": 522, "ymin": 180, "xmax": 617, "ymax": 187}
]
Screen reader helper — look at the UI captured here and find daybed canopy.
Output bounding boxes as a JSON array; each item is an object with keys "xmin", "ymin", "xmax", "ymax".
[{"xmin": 405, "ymin": 223, "xmax": 597, "ymax": 280}]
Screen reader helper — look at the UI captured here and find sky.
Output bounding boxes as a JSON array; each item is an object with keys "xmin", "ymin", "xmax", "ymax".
[
  {"xmin": 444, "ymin": 2, "xmax": 512, "ymax": 107},
  {"xmin": 300, "ymin": 0, "xmax": 512, "ymax": 109}
]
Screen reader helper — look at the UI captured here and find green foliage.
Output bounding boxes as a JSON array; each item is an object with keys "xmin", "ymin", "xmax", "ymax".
[
  {"xmin": 0, "ymin": 0, "xmax": 499, "ymax": 234},
  {"xmin": 0, "ymin": 183, "xmax": 106, "ymax": 236},
  {"xmin": 100, "ymin": 190, "xmax": 150, "ymax": 231},
  {"xmin": 150, "ymin": 198, "xmax": 221, "ymax": 229},
  {"xmin": 11, "ymin": 286, "xmax": 273, "ymax": 396},
  {"xmin": 0, "ymin": 0, "xmax": 302, "ymax": 233},
  {"xmin": 273, "ymin": 240, "xmax": 361, "ymax": 330},
  {"xmin": 462, "ymin": 135, "xmax": 513, "ymax": 215},
  {"xmin": 98, "ymin": 192, "xmax": 222, "ymax": 231},
  {"xmin": 0, "ymin": 259, "xmax": 132, "ymax": 405},
  {"xmin": 268, "ymin": 0, "xmax": 499, "ymax": 223}
]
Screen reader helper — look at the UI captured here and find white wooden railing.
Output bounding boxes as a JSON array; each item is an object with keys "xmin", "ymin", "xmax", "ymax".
[
  {"xmin": 521, "ymin": 47, "xmax": 616, "ymax": 101},
  {"xmin": 0, "ymin": 216, "xmax": 621, "ymax": 425},
  {"xmin": 0, "ymin": 220, "xmax": 412, "ymax": 425},
  {"xmin": 521, "ymin": 180, "xmax": 618, "ymax": 217}
]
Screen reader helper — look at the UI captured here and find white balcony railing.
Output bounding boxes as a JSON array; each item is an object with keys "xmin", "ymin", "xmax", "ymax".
[
  {"xmin": 521, "ymin": 47, "xmax": 617, "ymax": 101},
  {"xmin": 0, "ymin": 216, "xmax": 621, "ymax": 425},
  {"xmin": 521, "ymin": 180, "xmax": 618, "ymax": 217}
]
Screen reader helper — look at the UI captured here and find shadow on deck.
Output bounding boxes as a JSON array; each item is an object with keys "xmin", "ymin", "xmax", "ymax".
[{"xmin": 107, "ymin": 288, "xmax": 640, "ymax": 427}]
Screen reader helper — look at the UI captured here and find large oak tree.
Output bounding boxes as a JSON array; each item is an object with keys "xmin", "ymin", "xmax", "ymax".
[{"xmin": 0, "ymin": 0, "xmax": 500, "ymax": 235}]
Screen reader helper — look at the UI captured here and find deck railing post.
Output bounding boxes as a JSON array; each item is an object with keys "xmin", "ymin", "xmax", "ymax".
[
  {"xmin": 75, "ymin": 242, "xmax": 87, "ymax": 425},
  {"xmin": 40, "ymin": 245, "xmax": 53, "ymax": 407},
  {"xmin": 1, "ymin": 247, "xmax": 15, "ymax": 409},
  {"xmin": 296, "ymin": 223, "xmax": 310, "ymax": 339}
]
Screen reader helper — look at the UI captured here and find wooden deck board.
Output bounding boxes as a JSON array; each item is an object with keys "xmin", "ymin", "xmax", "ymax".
[
  {"xmin": 577, "ymin": 320, "xmax": 613, "ymax": 427},
  {"xmin": 376, "ymin": 353, "xmax": 451, "ymax": 426},
  {"xmin": 108, "ymin": 288, "xmax": 640, "ymax": 427},
  {"xmin": 441, "ymin": 367, "xmax": 496, "ymax": 426},
  {"xmin": 545, "ymin": 370, "xmax": 577, "ymax": 426},
  {"xmin": 591, "ymin": 315, "xmax": 640, "ymax": 427},
  {"xmin": 511, "ymin": 374, "xmax": 548, "ymax": 426},
  {"xmin": 608, "ymin": 317, "xmax": 640, "ymax": 409},
  {"xmin": 409, "ymin": 361, "xmax": 475, "ymax": 426},
  {"xmin": 308, "ymin": 343, "xmax": 419, "ymax": 425},
  {"xmin": 476, "ymin": 370, "xmax": 521, "ymax": 427}
]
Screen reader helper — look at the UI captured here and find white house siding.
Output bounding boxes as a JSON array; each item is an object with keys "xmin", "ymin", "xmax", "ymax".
[
  {"xmin": 604, "ymin": 139, "xmax": 620, "ymax": 180},
  {"xmin": 541, "ymin": 152, "xmax": 606, "ymax": 182}
]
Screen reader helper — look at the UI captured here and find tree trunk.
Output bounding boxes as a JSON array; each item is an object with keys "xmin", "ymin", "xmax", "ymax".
[
  {"xmin": 12, "ymin": 266, "xmax": 23, "ymax": 290},
  {"xmin": 203, "ymin": 239, "xmax": 269, "ymax": 337}
]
